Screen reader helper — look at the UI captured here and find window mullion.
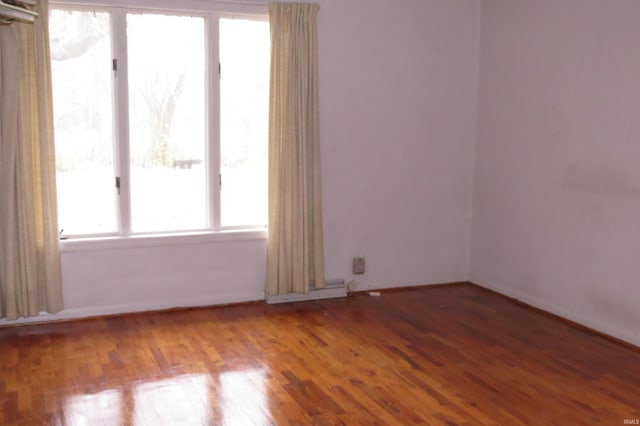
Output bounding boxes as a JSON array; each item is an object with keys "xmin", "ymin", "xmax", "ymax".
[
  {"xmin": 111, "ymin": 10, "xmax": 132, "ymax": 236},
  {"xmin": 206, "ymin": 15, "xmax": 221, "ymax": 231}
]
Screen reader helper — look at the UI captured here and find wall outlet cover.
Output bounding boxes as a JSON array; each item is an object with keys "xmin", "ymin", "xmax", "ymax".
[{"xmin": 353, "ymin": 257, "xmax": 365, "ymax": 275}]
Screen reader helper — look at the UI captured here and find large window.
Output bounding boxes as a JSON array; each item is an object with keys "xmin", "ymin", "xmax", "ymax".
[{"xmin": 50, "ymin": 7, "xmax": 269, "ymax": 237}]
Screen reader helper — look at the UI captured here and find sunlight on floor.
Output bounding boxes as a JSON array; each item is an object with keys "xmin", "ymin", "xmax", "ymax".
[
  {"xmin": 63, "ymin": 389, "xmax": 123, "ymax": 425},
  {"xmin": 133, "ymin": 374, "xmax": 210, "ymax": 425},
  {"xmin": 61, "ymin": 370, "xmax": 269, "ymax": 424},
  {"xmin": 220, "ymin": 369, "xmax": 268, "ymax": 424}
]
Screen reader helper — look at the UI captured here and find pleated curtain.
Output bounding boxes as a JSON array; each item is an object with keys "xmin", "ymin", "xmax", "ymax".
[
  {"xmin": 0, "ymin": 0, "xmax": 64, "ymax": 319},
  {"xmin": 266, "ymin": 3, "xmax": 324, "ymax": 295}
]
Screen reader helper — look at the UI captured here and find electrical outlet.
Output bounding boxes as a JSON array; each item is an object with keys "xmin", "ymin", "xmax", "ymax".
[{"xmin": 352, "ymin": 257, "xmax": 365, "ymax": 275}]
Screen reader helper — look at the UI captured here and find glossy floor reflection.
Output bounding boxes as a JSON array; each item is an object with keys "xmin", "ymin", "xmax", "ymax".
[
  {"xmin": 219, "ymin": 370, "xmax": 268, "ymax": 424},
  {"xmin": 56, "ymin": 361, "xmax": 272, "ymax": 425},
  {"xmin": 59, "ymin": 371, "xmax": 270, "ymax": 425},
  {"xmin": 64, "ymin": 389, "xmax": 122, "ymax": 425},
  {"xmin": 133, "ymin": 375, "xmax": 210, "ymax": 425},
  {"xmin": 1, "ymin": 284, "xmax": 640, "ymax": 424}
]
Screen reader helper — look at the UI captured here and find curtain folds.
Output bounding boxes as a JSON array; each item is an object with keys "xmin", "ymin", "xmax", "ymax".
[
  {"xmin": 266, "ymin": 3, "xmax": 324, "ymax": 296},
  {"xmin": 0, "ymin": 0, "xmax": 64, "ymax": 319}
]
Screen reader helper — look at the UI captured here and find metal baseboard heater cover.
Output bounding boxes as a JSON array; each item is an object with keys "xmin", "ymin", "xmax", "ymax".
[{"xmin": 265, "ymin": 279, "xmax": 346, "ymax": 304}]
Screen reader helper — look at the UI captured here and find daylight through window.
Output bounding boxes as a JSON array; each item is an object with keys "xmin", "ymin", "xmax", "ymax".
[{"xmin": 50, "ymin": 8, "xmax": 269, "ymax": 237}]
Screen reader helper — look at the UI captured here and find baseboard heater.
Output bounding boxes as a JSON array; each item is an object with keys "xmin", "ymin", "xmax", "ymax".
[{"xmin": 265, "ymin": 279, "xmax": 347, "ymax": 304}]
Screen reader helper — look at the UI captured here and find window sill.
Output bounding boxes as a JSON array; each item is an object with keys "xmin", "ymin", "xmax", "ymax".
[{"xmin": 60, "ymin": 228, "xmax": 267, "ymax": 252}]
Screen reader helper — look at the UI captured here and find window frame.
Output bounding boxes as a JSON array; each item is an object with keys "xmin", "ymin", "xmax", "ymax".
[{"xmin": 50, "ymin": 0, "xmax": 269, "ymax": 246}]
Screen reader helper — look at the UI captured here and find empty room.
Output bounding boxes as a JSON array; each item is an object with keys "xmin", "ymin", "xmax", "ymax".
[{"xmin": 1, "ymin": 0, "xmax": 639, "ymax": 424}]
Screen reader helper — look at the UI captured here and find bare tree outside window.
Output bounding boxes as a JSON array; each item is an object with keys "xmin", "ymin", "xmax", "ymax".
[
  {"xmin": 50, "ymin": 10, "xmax": 269, "ymax": 236},
  {"xmin": 140, "ymin": 71, "xmax": 187, "ymax": 168},
  {"xmin": 127, "ymin": 14, "xmax": 206, "ymax": 232}
]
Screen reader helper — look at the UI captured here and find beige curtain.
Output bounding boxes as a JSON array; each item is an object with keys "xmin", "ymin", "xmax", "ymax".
[
  {"xmin": 0, "ymin": 0, "xmax": 63, "ymax": 319},
  {"xmin": 266, "ymin": 3, "xmax": 324, "ymax": 296}
]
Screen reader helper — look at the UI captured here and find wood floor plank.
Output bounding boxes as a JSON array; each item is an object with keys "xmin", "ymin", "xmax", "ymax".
[{"xmin": 0, "ymin": 283, "xmax": 639, "ymax": 425}]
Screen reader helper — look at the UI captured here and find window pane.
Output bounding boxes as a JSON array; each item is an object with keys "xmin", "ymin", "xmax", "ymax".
[
  {"xmin": 220, "ymin": 19, "xmax": 269, "ymax": 227},
  {"xmin": 127, "ymin": 14, "xmax": 206, "ymax": 233},
  {"xmin": 50, "ymin": 10, "xmax": 116, "ymax": 235}
]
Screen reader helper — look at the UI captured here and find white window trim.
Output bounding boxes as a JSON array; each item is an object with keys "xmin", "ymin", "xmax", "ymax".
[
  {"xmin": 51, "ymin": 0, "xmax": 268, "ymax": 17},
  {"xmin": 52, "ymin": 0, "xmax": 270, "ymax": 248},
  {"xmin": 60, "ymin": 229, "xmax": 267, "ymax": 252}
]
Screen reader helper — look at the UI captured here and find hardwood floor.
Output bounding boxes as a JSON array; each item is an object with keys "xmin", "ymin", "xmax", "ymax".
[{"xmin": 1, "ymin": 283, "xmax": 639, "ymax": 425}]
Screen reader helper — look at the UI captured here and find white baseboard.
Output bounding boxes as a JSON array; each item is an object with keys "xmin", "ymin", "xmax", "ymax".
[
  {"xmin": 0, "ymin": 291, "xmax": 263, "ymax": 327},
  {"xmin": 358, "ymin": 274, "xmax": 471, "ymax": 292},
  {"xmin": 265, "ymin": 279, "xmax": 347, "ymax": 304},
  {"xmin": 470, "ymin": 275, "xmax": 640, "ymax": 347},
  {"xmin": 0, "ymin": 276, "xmax": 469, "ymax": 326}
]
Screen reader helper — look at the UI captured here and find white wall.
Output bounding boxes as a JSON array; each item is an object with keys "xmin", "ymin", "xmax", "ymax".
[
  {"xmin": 58, "ymin": 236, "xmax": 268, "ymax": 319},
  {"xmin": 319, "ymin": 0, "xmax": 480, "ymax": 290},
  {"xmin": 471, "ymin": 0, "xmax": 640, "ymax": 346},
  {"xmin": 2, "ymin": 0, "xmax": 481, "ymax": 325}
]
